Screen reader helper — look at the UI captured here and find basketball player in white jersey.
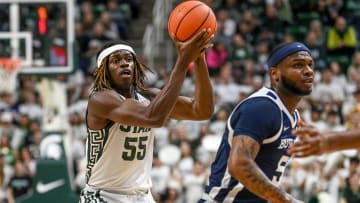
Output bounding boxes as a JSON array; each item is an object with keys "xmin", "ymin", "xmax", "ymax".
[{"xmin": 79, "ymin": 29, "xmax": 214, "ymax": 203}]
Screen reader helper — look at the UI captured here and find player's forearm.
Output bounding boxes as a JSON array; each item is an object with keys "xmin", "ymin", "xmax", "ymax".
[
  {"xmin": 230, "ymin": 159, "xmax": 290, "ymax": 203},
  {"xmin": 192, "ymin": 55, "xmax": 214, "ymax": 119},
  {"xmin": 146, "ymin": 59, "xmax": 188, "ymax": 125},
  {"xmin": 325, "ymin": 130, "xmax": 360, "ymax": 152}
]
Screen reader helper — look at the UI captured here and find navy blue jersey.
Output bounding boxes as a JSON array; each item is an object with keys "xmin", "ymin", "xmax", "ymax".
[{"xmin": 200, "ymin": 87, "xmax": 299, "ymax": 203}]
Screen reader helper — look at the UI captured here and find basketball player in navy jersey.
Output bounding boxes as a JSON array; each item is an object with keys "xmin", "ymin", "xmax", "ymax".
[
  {"xmin": 80, "ymin": 29, "xmax": 214, "ymax": 203},
  {"xmin": 199, "ymin": 42, "xmax": 314, "ymax": 203}
]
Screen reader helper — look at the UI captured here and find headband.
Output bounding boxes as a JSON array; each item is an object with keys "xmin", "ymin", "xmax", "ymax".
[
  {"xmin": 97, "ymin": 44, "xmax": 135, "ymax": 67},
  {"xmin": 267, "ymin": 42, "xmax": 311, "ymax": 69}
]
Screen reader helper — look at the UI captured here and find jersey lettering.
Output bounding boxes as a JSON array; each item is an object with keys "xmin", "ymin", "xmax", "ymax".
[{"xmin": 119, "ymin": 125, "xmax": 151, "ymax": 133}]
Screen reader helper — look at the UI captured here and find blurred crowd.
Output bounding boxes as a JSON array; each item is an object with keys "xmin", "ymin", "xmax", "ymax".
[{"xmin": 1, "ymin": 0, "xmax": 360, "ymax": 203}]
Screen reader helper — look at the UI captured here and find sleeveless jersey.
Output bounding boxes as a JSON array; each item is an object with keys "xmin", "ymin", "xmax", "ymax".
[
  {"xmin": 85, "ymin": 92, "xmax": 154, "ymax": 194},
  {"xmin": 201, "ymin": 87, "xmax": 300, "ymax": 203}
]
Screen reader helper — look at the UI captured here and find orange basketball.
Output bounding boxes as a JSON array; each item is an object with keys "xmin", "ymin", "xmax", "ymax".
[{"xmin": 168, "ymin": 1, "xmax": 217, "ymax": 42}]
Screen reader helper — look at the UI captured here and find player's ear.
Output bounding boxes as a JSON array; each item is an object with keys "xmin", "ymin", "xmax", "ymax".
[{"xmin": 269, "ymin": 67, "xmax": 280, "ymax": 82}]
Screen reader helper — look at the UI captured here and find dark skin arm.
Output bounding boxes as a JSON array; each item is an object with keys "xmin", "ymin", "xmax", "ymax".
[
  {"xmin": 288, "ymin": 123, "xmax": 360, "ymax": 157},
  {"xmin": 141, "ymin": 53, "xmax": 214, "ymax": 121},
  {"xmin": 88, "ymin": 29, "xmax": 213, "ymax": 129},
  {"xmin": 228, "ymin": 135, "xmax": 296, "ymax": 203}
]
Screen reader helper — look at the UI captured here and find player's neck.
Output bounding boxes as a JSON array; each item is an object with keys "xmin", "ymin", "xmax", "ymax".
[
  {"xmin": 274, "ymin": 89, "xmax": 301, "ymax": 113},
  {"xmin": 115, "ymin": 85, "xmax": 135, "ymax": 98}
]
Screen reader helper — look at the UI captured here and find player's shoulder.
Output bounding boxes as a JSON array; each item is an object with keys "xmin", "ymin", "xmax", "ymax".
[
  {"xmin": 241, "ymin": 96, "xmax": 278, "ymax": 111},
  {"xmin": 88, "ymin": 89, "xmax": 122, "ymax": 106},
  {"xmin": 231, "ymin": 96, "xmax": 280, "ymax": 120}
]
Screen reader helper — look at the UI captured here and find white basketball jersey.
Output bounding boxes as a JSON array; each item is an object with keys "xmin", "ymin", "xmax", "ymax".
[{"xmin": 85, "ymin": 92, "xmax": 154, "ymax": 193}]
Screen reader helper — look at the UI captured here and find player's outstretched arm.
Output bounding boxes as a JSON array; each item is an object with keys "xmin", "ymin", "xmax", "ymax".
[
  {"xmin": 288, "ymin": 126, "xmax": 360, "ymax": 157},
  {"xmin": 228, "ymin": 135, "xmax": 301, "ymax": 203}
]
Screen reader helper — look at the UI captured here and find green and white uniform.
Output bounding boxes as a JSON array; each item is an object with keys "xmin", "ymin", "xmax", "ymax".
[{"xmin": 80, "ymin": 92, "xmax": 156, "ymax": 203}]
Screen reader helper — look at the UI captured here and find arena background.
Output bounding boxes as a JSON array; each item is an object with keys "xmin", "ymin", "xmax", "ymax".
[{"xmin": 0, "ymin": 0, "xmax": 360, "ymax": 202}]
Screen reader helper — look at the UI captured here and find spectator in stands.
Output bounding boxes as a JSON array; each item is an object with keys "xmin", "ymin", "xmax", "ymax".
[
  {"xmin": 305, "ymin": 31, "xmax": 327, "ymax": 71},
  {"xmin": 261, "ymin": 4, "xmax": 286, "ymax": 42},
  {"xmin": 242, "ymin": 10, "xmax": 262, "ymax": 41},
  {"xmin": 0, "ymin": 152, "xmax": 12, "ymax": 203},
  {"xmin": 282, "ymin": 32, "xmax": 295, "ymax": 44},
  {"xmin": 205, "ymin": 40, "xmax": 228, "ymax": 77},
  {"xmin": 325, "ymin": 108, "xmax": 344, "ymax": 131},
  {"xmin": 228, "ymin": 33, "xmax": 254, "ymax": 79},
  {"xmin": 183, "ymin": 160, "xmax": 207, "ymax": 203},
  {"xmin": 326, "ymin": 16, "xmax": 357, "ymax": 57},
  {"xmin": 81, "ymin": 12, "xmax": 95, "ymax": 34},
  {"xmin": 253, "ymin": 40, "xmax": 271, "ymax": 75},
  {"xmin": 343, "ymin": 89, "xmax": 360, "ymax": 118},
  {"xmin": 177, "ymin": 141, "xmax": 194, "ymax": 176},
  {"xmin": 0, "ymin": 134, "xmax": 15, "ymax": 168},
  {"xmin": 0, "ymin": 112, "xmax": 25, "ymax": 152},
  {"xmin": 309, "ymin": 104, "xmax": 328, "ymax": 132},
  {"xmin": 219, "ymin": 0, "xmax": 242, "ymax": 22},
  {"xmin": 213, "ymin": 62, "xmax": 241, "ymax": 107},
  {"xmin": 99, "ymin": 11, "xmax": 119, "ymax": 40},
  {"xmin": 26, "ymin": 130, "xmax": 42, "ymax": 160},
  {"xmin": 151, "ymin": 153, "xmax": 171, "ymax": 202},
  {"xmin": 106, "ymin": 0, "xmax": 130, "ymax": 39},
  {"xmin": 326, "ymin": 0, "xmax": 346, "ymax": 26},
  {"xmin": 17, "ymin": 114, "xmax": 30, "ymax": 138},
  {"xmin": 235, "ymin": 21, "xmax": 255, "ymax": 47},
  {"xmin": 19, "ymin": 147, "xmax": 36, "ymax": 177},
  {"xmin": 330, "ymin": 61, "xmax": 348, "ymax": 91},
  {"xmin": 273, "ymin": 0, "xmax": 294, "ymax": 25},
  {"xmin": 345, "ymin": 107, "xmax": 360, "ymax": 130},
  {"xmin": 215, "ymin": 8, "xmax": 236, "ymax": 48},
  {"xmin": 315, "ymin": 0, "xmax": 334, "ymax": 26},
  {"xmin": 243, "ymin": 0, "xmax": 266, "ymax": 20},
  {"xmin": 91, "ymin": 22, "xmax": 112, "ymax": 43},
  {"xmin": 18, "ymin": 91, "xmax": 43, "ymax": 122},
  {"xmin": 346, "ymin": 69, "xmax": 360, "ymax": 97},
  {"xmin": 6, "ymin": 160, "xmax": 32, "ymax": 203},
  {"xmin": 340, "ymin": 171, "xmax": 360, "ymax": 203},
  {"xmin": 347, "ymin": 51, "xmax": 360, "ymax": 79},
  {"xmin": 309, "ymin": 19, "xmax": 326, "ymax": 46},
  {"xmin": 208, "ymin": 106, "xmax": 229, "ymax": 136},
  {"xmin": 0, "ymin": 92, "xmax": 16, "ymax": 113},
  {"xmin": 311, "ymin": 68, "xmax": 345, "ymax": 112}
]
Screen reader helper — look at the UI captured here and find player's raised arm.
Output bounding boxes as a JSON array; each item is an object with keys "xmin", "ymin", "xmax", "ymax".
[
  {"xmin": 169, "ymin": 50, "xmax": 214, "ymax": 120},
  {"xmin": 89, "ymin": 29, "xmax": 212, "ymax": 128}
]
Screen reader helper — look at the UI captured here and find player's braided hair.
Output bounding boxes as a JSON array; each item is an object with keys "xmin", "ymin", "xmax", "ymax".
[{"xmin": 92, "ymin": 41, "xmax": 151, "ymax": 91}]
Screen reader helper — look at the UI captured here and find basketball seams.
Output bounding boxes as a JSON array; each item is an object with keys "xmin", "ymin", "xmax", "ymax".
[
  {"xmin": 174, "ymin": 3, "xmax": 203, "ymax": 38},
  {"xmin": 183, "ymin": 8, "xmax": 210, "ymax": 41}
]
